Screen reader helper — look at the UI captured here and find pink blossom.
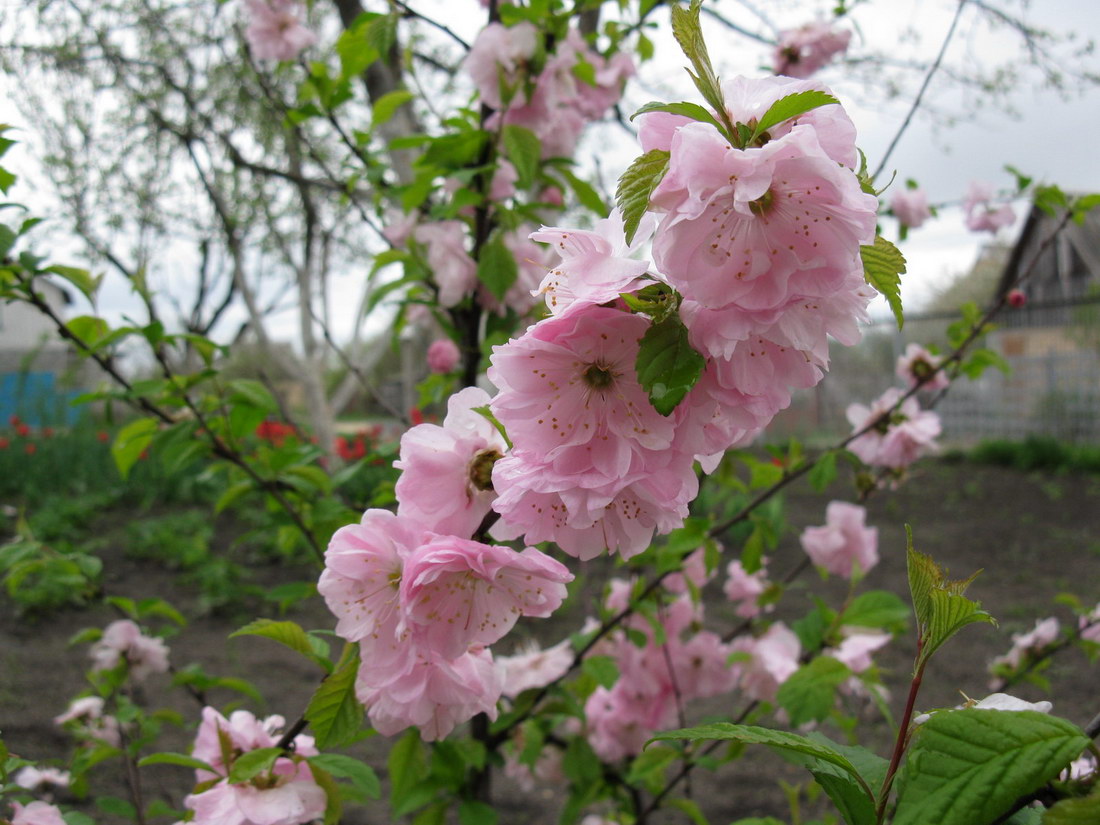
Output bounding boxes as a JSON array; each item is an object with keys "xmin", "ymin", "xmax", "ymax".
[
  {"xmin": 318, "ymin": 508, "xmax": 422, "ymax": 645},
  {"xmin": 992, "ymin": 617, "xmax": 1060, "ymax": 670},
  {"xmin": 649, "ymin": 123, "xmax": 876, "ymax": 312},
  {"xmin": 464, "ymin": 22, "xmax": 539, "ymax": 109},
  {"xmin": 1080, "ymin": 603, "xmax": 1100, "ymax": 643},
  {"xmin": 90, "ymin": 619, "xmax": 170, "ymax": 681},
  {"xmin": 723, "ymin": 559, "xmax": 770, "ymax": 618},
  {"xmin": 773, "ymin": 21, "xmax": 852, "ymax": 78},
  {"xmin": 731, "ymin": 622, "xmax": 801, "ymax": 701},
  {"xmin": 14, "ymin": 766, "xmax": 70, "ymax": 791},
  {"xmin": 491, "ymin": 159, "xmax": 519, "ymax": 201},
  {"xmin": 191, "ymin": 707, "xmax": 316, "ymax": 781},
  {"xmin": 399, "ymin": 535, "xmax": 572, "ymax": 660},
  {"xmin": 846, "ymin": 387, "xmax": 942, "ymax": 469},
  {"xmin": 664, "ymin": 548, "xmax": 712, "ymax": 594},
  {"xmin": 828, "ymin": 631, "xmax": 891, "ymax": 673},
  {"xmin": 891, "ymin": 188, "xmax": 932, "ymax": 229},
  {"xmin": 972, "ymin": 692, "xmax": 1052, "ymax": 713},
  {"xmin": 800, "ymin": 501, "xmax": 879, "ymax": 578},
  {"xmin": 896, "ymin": 343, "xmax": 949, "ymax": 391},
  {"xmin": 10, "ymin": 802, "xmax": 66, "ymax": 825},
  {"xmin": 244, "ymin": 0, "xmax": 316, "ymax": 62},
  {"xmin": 963, "ymin": 181, "xmax": 1016, "ymax": 234},
  {"xmin": 357, "ymin": 646, "xmax": 502, "ymax": 741},
  {"xmin": 426, "ymin": 338, "xmax": 461, "ymax": 374},
  {"xmin": 497, "ymin": 638, "xmax": 574, "ymax": 697},
  {"xmin": 585, "ymin": 683, "xmax": 677, "ymax": 761},
  {"xmin": 530, "ymin": 209, "xmax": 658, "ymax": 316},
  {"xmin": 394, "ymin": 387, "xmax": 508, "ymax": 539},
  {"xmin": 53, "ymin": 696, "xmax": 121, "ymax": 746},
  {"xmin": 558, "ymin": 29, "xmax": 635, "ymax": 120},
  {"xmin": 382, "ymin": 209, "xmax": 418, "ymax": 248},
  {"xmin": 414, "ymin": 221, "xmax": 478, "ymax": 308}
]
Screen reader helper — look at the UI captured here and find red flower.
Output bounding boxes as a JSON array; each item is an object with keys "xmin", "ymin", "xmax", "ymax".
[
  {"xmin": 1007, "ymin": 289, "xmax": 1027, "ymax": 308},
  {"xmin": 15, "ymin": 424, "xmax": 29, "ymax": 438},
  {"xmin": 42, "ymin": 427, "xmax": 55, "ymax": 438},
  {"xmin": 0, "ymin": 437, "xmax": 8, "ymax": 449},
  {"xmin": 8, "ymin": 415, "xmax": 20, "ymax": 427},
  {"xmin": 410, "ymin": 407, "xmax": 424, "ymax": 426},
  {"xmin": 25, "ymin": 443, "xmax": 37, "ymax": 455},
  {"xmin": 97, "ymin": 430, "xmax": 110, "ymax": 442}
]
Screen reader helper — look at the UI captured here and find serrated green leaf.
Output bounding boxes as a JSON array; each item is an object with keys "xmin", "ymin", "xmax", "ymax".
[
  {"xmin": 46, "ymin": 265, "xmax": 101, "ymax": 301},
  {"xmin": 389, "ymin": 729, "xmax": 428, "ymax": 815},
  {"xmin": 812, "ymin": 769, "xmax": 878, "ymax": 825},
  {"xmin": 215, "ymin": 479, "xmax": 254, "ymax": 514},
  {"xmin": 476, "ymin": 231, "xmax": 518, "ymax": 302},
  {"xmin": 894, "ymin": 710, "xmax": 1088, "ymax": 825},
  {"xmin": 616, "ymin": 149, "xmax": 669, "ymax": 245},
  {"xmin": 228, "ymin": 379, "xmax": 278, "ymax": 412},
  {"xmin": 372, "ymin": 89, "xmax": 414, "ymax": 126},
  {"xmin": 112, "ymin": 417, "xmax": 158, "ymax": 480},
  {"xmin": 1043, "ymin": 791, "xmax": 1100, "ymax": 824},
  {"xmin": 842, "ymin": 590, "xmax": 910, "ymax": 633},
  {"xmin": 776, "ymin": 656, "xmax": 851, "ymax": 726},
  {"xmin": 137, "ymin": 752, "xmax": 217, "ymax": 773},
  {"xmin": 557, "ymin": 167, "xmax": 607, "ymax": 214},
  {"xmin": 649, "ymin": 723, "xmax": 874, "ymax": 799},
  {"xmin": 502, "ymin": 124, "xmax": 541, "ymax": 190},
  {"xmin": 635, "ymin": 315, "xmax": 704, "ymax": 416},
  {"xmin": 230, "ymin": 619, "xmax": 319, "ymax": 661},
  {"xmin": 335, "ymin": 11, "xmax": 382, "ymax": 78},
  {"xmin": 861, "ymin": 235, "xmax": 906, "ymax": 330},
  {"xmin": 227, "ymin": 747, "xmax": 282, "ymax": 784},
  {"xmin": 458, "ymin": 800, "xmax": 497, "ymax": 825},
  {"xmin": 307, "ymin": 754, "xmax": 380, "ymax": 799},
  {"xmin": 807, "ymin": 451, "xmax": 837, "ymax": 492},
  {"xmin": 669, "ymin": 0, "xmax": 730, "ymax": 137},
  {"xmin": 306, "ymin": 644, "xmax": 364, "ymax": 749},
  {"xmin": 750, "ymin": 91, "xmax": 840, "ymax": 144},
  {"xmin": 630, "ymin": 100, "xmax": 723, "ymax": 132},
  {"xmin": 581, "ymin": 655, "xmax": 620, "ymax": 689}
]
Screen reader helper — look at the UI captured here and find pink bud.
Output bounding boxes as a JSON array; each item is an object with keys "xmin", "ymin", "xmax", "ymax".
[
  {"xmin": 1007, "ymin": 289, "xmax": 1027, "ymax": 308},
  {"xmin": 427, "ymin": 338, "xmax": 461, "ymax": 374}
]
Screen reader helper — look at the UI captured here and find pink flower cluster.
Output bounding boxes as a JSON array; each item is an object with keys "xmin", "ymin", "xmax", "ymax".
[
  {"xmin": 489, "ymin": 76, "xmax": 877, "ymax": 559},
  {"xmin": 320, "ymin": 389, "xmax": 573, "ymax": 740},
  {"xmin": 800, "ymin": 501, "xmax": 879, "ymax": 578},
  {"xmin": 90, "ymin": 619, "xmax": 170, "ymax": 681},
  {"xmin": 9, "ymin": 802, "xmax": 66, "ymax": 825},
  {"xmin": 465, "ymin": 24, "xmax": 634, "ymax": 159},
  {"xmin": 890, "ymin": 187, "xmax": 932, "ymax": 229},
  {"xmin": 584, "ymin": 575, "xmax": 739, "ymax": 760},
  {"xmin": 773, "ymin": 21, "xmax": 852, "ymax": 78},
  {"xmin": 847, "ymin": 387, "xmax": 941, "ymax": 470},
  {"xmin": 963, "ymin": 180, "xmax": 1016, "ymax": 234},
  {"xmin": 53, "ymin": 696, "xmax": 120, "ymax": 746},
  {"xmin": 183, "ymin": 708, "xmax": 325, "ymax": 825},
  {"xmin": 244, "ymin": 0, "xmax": 316, "ymax": 62},
  {"xmin": 991, "ymin": 617, "xmax": 1060, "ymax": 672}
]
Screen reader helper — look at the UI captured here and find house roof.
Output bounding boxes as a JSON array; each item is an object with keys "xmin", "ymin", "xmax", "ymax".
[{"xmin": 996, "ymin": 200, "xmax": 1100, "ymax": 302}]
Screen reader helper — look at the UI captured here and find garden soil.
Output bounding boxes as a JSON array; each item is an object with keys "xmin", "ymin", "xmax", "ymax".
[{"xmin": 3, "ymin": 460, "xmax": 1099, "ymax": 824}]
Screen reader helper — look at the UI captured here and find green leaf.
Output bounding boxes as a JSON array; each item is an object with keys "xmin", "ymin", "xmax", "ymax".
[
  {"xmin": 137, "ymin": 752, "xmax": 217, "ymax": 773},
  {"xmin": 502, "ymin": 124, "xmax": 541, "ymax": 190},
  {"xmin": 228, "ymin": 379, "xmax": 278, "ymax": 412},
  {"xmin": 0, "ymin": 223, "xmax": 16, "ymax": 257},
  {"xmin": 230, "ymin": 619, "xmax": 324, "ymax": 663},
  {"xmin": 95, "ymin": 797, "xmax": 137, "ymax": 819},
  {"xmin": 649, "ymin": 723, "xmax": 874, "ymax": 799},
  {"xmin": 861, "ymin": 235, "xmax": 906, "ymax": 330},
  {"xmin": 46, "ymin": 265, "xmax": 101, "ymax": 301},
  {"xmin": 1043, "ymin": 791, "xmax": 1100, "ymax": 824},
  {"xmin": 750, "ymin": 91, "xmax": 840, "ymax": 144},
  {"xmin": 215, "ymin": 479, "xmax": 254, "ymax": 514},
  {"xmin": 635, "ymin": 316, "xmax": 705, "ymax": 416},
  {"xmin": 842, "ymin": 590, "xmax": 911, "ymax": 633},
  {"xmin": 581, "ymin": 655, "xmax": 620, "ymax": 689},
  {"xmin": 777, "ymin": 656, "xmax": 851, "ymax": 726},
  {"xmin": 0, "ymin": 167, "xmax": 15, "ymax": 195},
  {"xmin": 458, "ymin": 800, "xmax": 498, "ymax": 825},
  {"xmin": 112, "ymin": 417, "xmax": 158, "ymax": 480},
  {"xmin": 893, "ymin": 710, "xmax": 1089, "ymax": 825},
  {"xmin": 388, "ymin": 729, "xmax": 428, "ymax": 815},
  {"xmin": 812, "ymin": 769, "xmax": 878, "ymax": 825},
  {"xmin": 906, "ymin": 530, "xmax": 995, "ymax": 668},
  {"xmin": 372, "ymin": 89, "xmax": 415, "ymax": 126},
  {"xmin": 305, "ymin": 644, "xmax": 364, "ymax": 749},
  {"xmin": 807, "ymin": 451, "xmax": 837, "ymax": 492},
  {"xmin": 557, "ymin": 167, "xmax": 607, "ymax": 214},
  {"xmin": 335, "ymin": 11, "xmax": 382, "ymax": 78},
  {"xmin": 476, "ymin": 231, "xmax": 518, "ymax": 302},
  {"xmin": 307, "ymin": 754, "xmax": 380, "ymax": 799},
  {"xmin": 669, "ymin": 0, "xmax": 730, "ymax": 137},
  {"xmin": 615, "ymin": 148, "xmax": 669, "ymax": 245},
  {"xmin": 630, "ymin": 100, "xmax": 723, "ymax": 132},
  {"xmin": 227, "ymin": 747, "xmax": 282, "ymax": 784}
]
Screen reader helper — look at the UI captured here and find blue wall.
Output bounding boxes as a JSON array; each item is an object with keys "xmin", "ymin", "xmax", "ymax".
[{"xmin": 0, "ymin": 372, "xmax": 83, "ymax": 426}]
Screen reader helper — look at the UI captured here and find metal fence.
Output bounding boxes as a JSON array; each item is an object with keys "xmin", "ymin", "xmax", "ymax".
[{"xmin": 768, "ymin": 296, "xmax": 1100, "ymax": 446}]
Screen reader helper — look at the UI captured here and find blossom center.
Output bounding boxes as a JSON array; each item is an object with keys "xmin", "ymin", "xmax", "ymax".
[
  {"xmin": 748, "ymin": 188, "xmax": 775, "ymax": 217},
  {"xmin": 582, "ymin": 363, "xmax": 616, "ymax": 390},
  {"xmin": 468, "ymin": 448, "xmax": 503, "ymax": 491}
]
